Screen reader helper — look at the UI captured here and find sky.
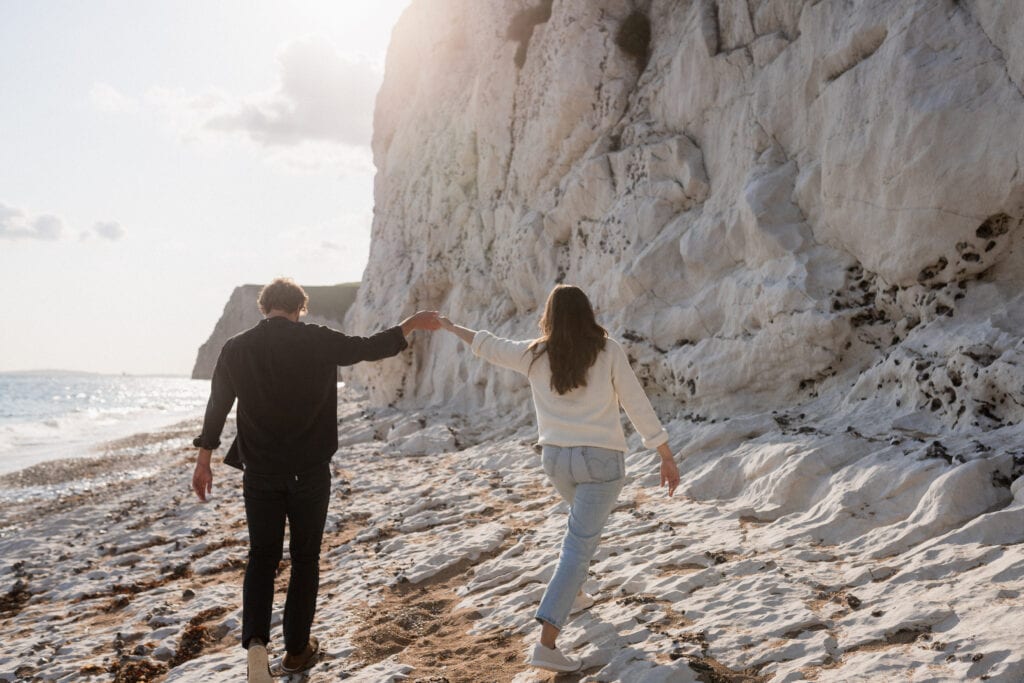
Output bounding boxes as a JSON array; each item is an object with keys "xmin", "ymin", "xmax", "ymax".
[{"xmin": 0, "ymin": 0, "xmax": 411, "ymax": 375}]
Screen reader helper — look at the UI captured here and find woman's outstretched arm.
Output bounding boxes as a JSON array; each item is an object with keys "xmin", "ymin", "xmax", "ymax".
[
  {"xmin": 439, "ymin": 316, "xmax": 533, "ymax": 374},
  {"xmin": 436, "ymin": 317, "xmax": 475, "ymax": 344},
  {"xmin": 439, "ymin": 316, "xmax": 476, "ymax": 345}
]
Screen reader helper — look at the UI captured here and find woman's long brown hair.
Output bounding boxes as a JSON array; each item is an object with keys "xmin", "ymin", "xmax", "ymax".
[{"xmin": 528, "ymin": 285, "xmax": 608, "ymax": 394}]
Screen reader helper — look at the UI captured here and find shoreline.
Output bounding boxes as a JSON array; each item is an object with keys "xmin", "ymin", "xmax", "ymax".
[
  {"xmin": 1, "ymin": 391, "xmax": 1022, "ymax": 682},
  {"xmin": 0, "ymin": 417, "xmax": 205, "ymax": 489},
  {"xmin": 0, "ymin": 418, "xmax": 212, "ymax": 526}
]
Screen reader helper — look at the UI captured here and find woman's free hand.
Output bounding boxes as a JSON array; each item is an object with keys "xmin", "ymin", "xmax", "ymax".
[
  {"xmin": 656, "ymin": 443, "xmax": 680, "ymax": 497},
  {"xmin": 660, "ymin": 458, "xmax": 680, "ymax": 497}
]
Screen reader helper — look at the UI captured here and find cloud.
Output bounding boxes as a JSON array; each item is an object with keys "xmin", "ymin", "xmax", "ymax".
[
  {"xmin": 0, "ymin": 202, "xmax": 65, "ymax": 240},
  {"xmin": 145, "ymin": 37, "xmax": 382, "ymax": 174},
  {"xmin": 93, "ymin": 221, "xmax": 126, "ymax": 240},
  {"xmin": 90, "ymin": 82, "xmax": 139, "ymax": 114},
  {"xmin": 201, "ymin": 37, "xmax": 381, "ymax": 148},
  {"xmin": 149, "ymin": 37, "xmax": 379, "ymax": 151},
  {"xmin": 1, "ymin": 201, "xmax": 124, "ymax": 244}
]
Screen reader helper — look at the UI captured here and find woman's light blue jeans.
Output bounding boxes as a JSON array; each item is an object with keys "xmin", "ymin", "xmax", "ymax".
[{"xmin": 535, "ymin": 444, "xmax": 626, "ymax": 630}]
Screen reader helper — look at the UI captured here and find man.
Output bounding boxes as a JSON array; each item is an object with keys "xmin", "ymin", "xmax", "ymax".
[{"xmin": 190, "ymin": 277, "xmax": 439, "ymax": 682}]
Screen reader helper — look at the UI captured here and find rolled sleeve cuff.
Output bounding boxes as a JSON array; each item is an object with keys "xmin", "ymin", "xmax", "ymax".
[
  {"xmin": 641, "ymin": 429, "xmax": 669, "ymax": 450},
  {"xmin": 193, "ymin": 436, "xmax": 220, "ymax": 450},
  {"xmin": 390, "ymin": 325, "xmax": 410, "ymax": 352}
]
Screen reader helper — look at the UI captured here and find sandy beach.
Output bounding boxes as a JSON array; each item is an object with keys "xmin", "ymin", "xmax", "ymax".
[{"xmin": 1, "ymin": 387, "xmax": 1023, "ymax": 683}]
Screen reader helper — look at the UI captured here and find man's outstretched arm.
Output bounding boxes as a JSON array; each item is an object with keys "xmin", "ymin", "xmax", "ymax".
[{"xmin": 326, "ymin": 311, "xmax": 441, "ymax": 366}]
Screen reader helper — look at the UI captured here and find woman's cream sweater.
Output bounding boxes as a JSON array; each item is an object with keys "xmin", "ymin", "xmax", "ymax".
[{"xmin": 471, "ymin": 331, "xmax": 669, "ymax": 453}]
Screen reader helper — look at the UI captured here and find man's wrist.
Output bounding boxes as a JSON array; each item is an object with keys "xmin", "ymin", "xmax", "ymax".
[{"xmin": 197, "ymin": 448, "xmax": 213, "ymax": 466}]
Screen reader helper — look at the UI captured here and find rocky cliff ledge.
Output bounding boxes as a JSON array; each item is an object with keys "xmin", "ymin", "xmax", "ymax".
[{"xmin": 192, "ymin": 283, "xmax": 358, "ymax": 379}]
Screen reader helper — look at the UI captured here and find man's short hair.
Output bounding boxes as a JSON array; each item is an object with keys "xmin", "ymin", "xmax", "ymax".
[{"xmin": 258, "ymin": 278, "xmax": 309, "ymax": 315}]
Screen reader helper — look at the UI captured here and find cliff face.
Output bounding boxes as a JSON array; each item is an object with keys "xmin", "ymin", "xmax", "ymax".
[
  {"xmin": 346, "ymin": 0, "xmax": 1024, "ymax": 429},
  {"xmin": 339, "ymin": 7, "xmax": 1024, "ymax": 676},
  {"xmin": 192, "ymin": 283, "xmax": 359, "ymax": 379}
]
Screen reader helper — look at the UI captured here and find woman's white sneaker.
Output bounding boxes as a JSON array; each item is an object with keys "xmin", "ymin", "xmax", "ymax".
[
  {"xmin": 570, "ymin": 591, "xmax": 595, "ymax": 614},
  {"xmin": 527, "ymin": 643, "xmax": 581, "ymax": 673}
]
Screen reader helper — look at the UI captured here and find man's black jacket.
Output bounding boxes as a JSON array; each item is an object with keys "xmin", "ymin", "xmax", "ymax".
[{"xmin": 193, "ymin": 317, "xmax": 407, "ymax": 474}]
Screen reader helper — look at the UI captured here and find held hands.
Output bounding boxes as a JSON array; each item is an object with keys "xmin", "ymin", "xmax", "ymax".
[{"xmin": 400, "ymin": 310, "xmax": 442, "ymax": 336}]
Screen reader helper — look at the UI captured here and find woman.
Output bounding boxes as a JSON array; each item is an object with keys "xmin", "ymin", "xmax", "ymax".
[{"xmin": 439, "ymin": 284, "xmax": 679, "ymax": 673}]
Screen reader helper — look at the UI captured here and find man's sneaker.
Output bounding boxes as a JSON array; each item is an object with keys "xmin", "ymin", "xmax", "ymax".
[
  {"xmin": 526, "ymin": 642, "xmax": 581, "ymax": 673},
  {"xmin": 570, "ymin": 591, "xmax": 595, "ymax": 614},
  {"xmin": 246, "ymin": 639, "xmax": 273, "ymax": 683},
  {"xmin": 281, "ymin": 636, "xmax": 320, "ymax": 674}
]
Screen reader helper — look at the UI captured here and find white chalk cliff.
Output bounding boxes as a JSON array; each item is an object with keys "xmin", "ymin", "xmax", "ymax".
[
  {"xmin": 348, "ymin": 0, "xmax": 1024, "ymax": 425},
  {"xmin": 340, "ymin": 1, "xmax": 1024, "ymax": 680}
]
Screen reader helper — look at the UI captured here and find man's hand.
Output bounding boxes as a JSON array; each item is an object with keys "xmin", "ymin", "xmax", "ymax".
[
  {"xmin": 192, "ymin": 449, "xmax": 213, "ymax": 502},
  {"xmin": 400, "ymin": 310, "xmax": 441, "ymax": 336}
]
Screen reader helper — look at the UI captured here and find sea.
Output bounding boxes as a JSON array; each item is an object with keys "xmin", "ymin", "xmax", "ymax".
[{"xmin": 0, "ymin": 372, "xmax": 212, "ymax": 476}]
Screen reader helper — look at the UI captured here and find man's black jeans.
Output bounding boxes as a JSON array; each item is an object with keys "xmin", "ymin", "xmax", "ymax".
[{"xmin": 241, "ymin": 463, "xmax": 331, "ymax": 655}]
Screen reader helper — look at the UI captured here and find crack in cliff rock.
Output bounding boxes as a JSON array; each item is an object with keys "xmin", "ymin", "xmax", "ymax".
[
  {"xmin": 956, "ymin": 1, "xmax": 1024, "ymax": 100},
  {"xmin": 615, "ymin": 9, "xmax": 652, "ymax": 72},
  {"xmin": 826, "ymin": 194, "xmax": 981, "ymax": 221},
  {"xmin": 699, "ymin": 0, "xmax": 720, "ymax": 56},
  {"xmin": 822, "ymin": 25, "xmax": 888, "ymax": 84},
  {"xmin": 498, "ymin": 61, "xmax": 525, "ymax": 202}
]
